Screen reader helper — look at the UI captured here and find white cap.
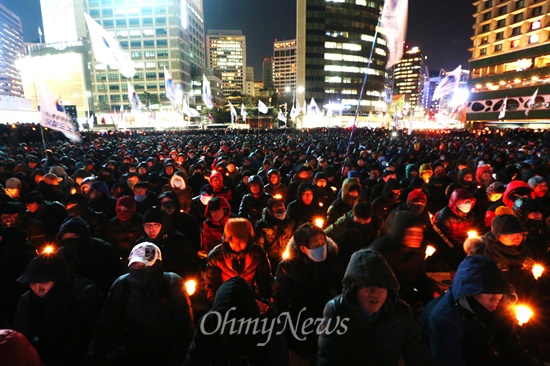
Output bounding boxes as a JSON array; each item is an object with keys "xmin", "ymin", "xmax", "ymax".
[{"xmin": 128, "ymin": 242, "xmax": 162, "ymax": 267}]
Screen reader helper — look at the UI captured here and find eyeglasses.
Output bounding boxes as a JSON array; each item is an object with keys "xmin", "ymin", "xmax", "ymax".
[{"xmin": 144, "ymin": 223, "xmax": 161, "ymax": 229}]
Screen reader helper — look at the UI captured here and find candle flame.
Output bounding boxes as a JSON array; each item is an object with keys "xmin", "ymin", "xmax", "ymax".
[
  {"xmin": 314, "ymin": 218, "xmax": 324, "ymax": 228},
  {"xmin": 532, "ymin": 264, "xmax": 544, "ymax": 280},
  {"xmin": 185, "ymin": 279, "xmax": 197, "ymax": 296},
  {"xmin": 425, "ymin": 245, "xmax": 436, "ymax": 259},
  {"xmin": 42, "ymin": 245, "xmax": 55, "ymax": 254},
  {"xmin": 273, "ymin": 194, "xmax": 283, "ymax": 200},
  {"xmin": 467, "ymin": 231, "xmax": 478, "ymax": 239},
  {"xmin": 515, "ymin": 305, "xmax": 533, "ymax": 326},
  {"xmin": 282, "ymin": 248, "xmax": 290, "ymax": 260}
]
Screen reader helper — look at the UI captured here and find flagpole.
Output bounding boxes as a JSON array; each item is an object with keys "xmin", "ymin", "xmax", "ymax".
[
  {"xmin": 40, "ymin": 125, "xmax": 47, "ymax": 158},
  {"xmin": 344, "ymin": 15, "xmax": 382, "ymax": 160}
]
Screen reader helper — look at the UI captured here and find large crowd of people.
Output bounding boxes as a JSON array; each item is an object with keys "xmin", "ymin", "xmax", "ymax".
[{"xmin": 1, "ymin": 123, "xmax": 550, "ymax": 365}]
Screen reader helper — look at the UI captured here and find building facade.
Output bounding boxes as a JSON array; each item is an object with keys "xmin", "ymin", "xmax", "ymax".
[
  {"xmin": 296, "ymin": 0, "xmax": 387, "ymax": 116},
  {"xmin": 263, "ymin": 57, "xmax": 274, "ymax": 92},
  {"xmin": 392, "ymin": 46, "xmax": 426, "ymax": 110},
  {"xmin": 273, "ymin": 39, "xmax": 297, "ymax": 94},
  {"xmin": 467, "ymin": 0, "xmax": 550, "ymax": 125},
  {"xmin": 0, "ymin": 3, "xmax": 25, "ymax": 98},
  {"xmin": 206, "ymin": 30, "xmax": 246, "ymax": 96}
]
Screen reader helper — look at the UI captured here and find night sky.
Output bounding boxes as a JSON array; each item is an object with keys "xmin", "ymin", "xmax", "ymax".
[{"xmin": 2, "ymin": 0, "xmax": 473, "ymax": 77}]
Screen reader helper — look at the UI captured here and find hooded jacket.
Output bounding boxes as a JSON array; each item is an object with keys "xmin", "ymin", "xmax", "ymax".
[
  {"xmin": 502, "ymin": 180, "xmax": 535, "ymax": 209},
  {"xmin": 160, "ymin": 172, "xmax": 193, "ymax": 213},
  {"xmin": 238, "ymin": 176, "xmax": 272, "ymax": 225},
  {"xmin": 254, "ymin": 207, "xmax": 295, "ymax": 266},
  {"xmin": 419, "ymin": 255, "xmax": 538, "ymax": 366},
  {"xmin": 202, "ymin": 196, "xmax": 234, "ymax": 254},
  {"xmin": 204, "ymin": 241, "xmax": 272, "ymax": 303},
  {"xmin": 326, "ymin": 178, "xmax": 361, "ymax": 226},
  {"xmin": 317, "ymin": 249, "xmax": 430, "ymax": 366},
  {"xmin": 185, "ymin": 277, "xmax": 289, "ymax": 366}
]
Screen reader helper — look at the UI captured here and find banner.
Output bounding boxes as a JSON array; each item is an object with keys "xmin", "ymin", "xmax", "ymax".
[{"xmin": 37, "ymin": 79, "xmax": 81, "ymax": 142}]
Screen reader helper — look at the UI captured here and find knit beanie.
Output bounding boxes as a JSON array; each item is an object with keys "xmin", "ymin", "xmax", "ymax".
[
  {"xmin": 486, "ymin": 181, "xmax": 505, "ymax": 197},
  {"xmin": 491, "ymin": 214, "xmax": 526, "ymax": 236},
  {"xmin": 143, "ymin": 208, "xmax": 164, "ymax": 224},
  {"xmin": 59, "ymin": 217, "xmax": 90, "ymax": 239},
  {"xmin": 17, "ymin": 253, "xmax": 70, "ymax": 284}
]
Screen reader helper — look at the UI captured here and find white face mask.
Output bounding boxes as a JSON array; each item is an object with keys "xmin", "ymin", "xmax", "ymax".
[
  {"xmin": 457, "ymin": 202, "xmax": 473, "ymax": 213},
  {"xmin": 303, "ymin": 244, "xmax": 327, "ymax": 262},
  {"xmin": 200, "ymin": 194, "xmax": 212, "ymax": 205}
]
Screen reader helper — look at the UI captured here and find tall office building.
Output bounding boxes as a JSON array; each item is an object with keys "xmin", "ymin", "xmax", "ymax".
[
  {"xmin": 296, "ymin": 0, "xmax": 387, "ymax": 115},
  {"xmin": 0, "ymin": 4, "xmax": 25, "ymax": 98},
  {"xmin": 85, "ymin": 0, "xmax": 192, "ymax": 111},
  {"xmin": 467, "ymin": 0, "xmax": 550, "ymax": 124},
  {"xmin": 273, "ymin": 39, "xmax": 297, "ymax": 94},
  {"xmin": 392, "ymin": 47, "xmax": 426, "ymax": 109},
  {"xmin": 206, "ymin": 30, "xmax": 246, "ymax": 96},
  {"xmin": 40, "ymin": 0, "xmax": 88, "ymax": 44},
  {"xmin": 263, "ymin": 57, "xmax": 274, "ymax": 91}
]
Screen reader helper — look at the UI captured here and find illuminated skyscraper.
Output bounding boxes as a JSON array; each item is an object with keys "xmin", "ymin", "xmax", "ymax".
[
  {"xmin": 0, "ymin": 3, "xmax": 25, "ymax": 97},
  {"xmin": 296, "ymin": 0, "xmax": 387, "ymax": 116},
  {"xmin": 273, "ymin": 39, "xmax": 297, "ymax": 94},
  {"xmin": 468, "ymin": 0, "xmax": 550, "ymax": 125},
  {"xmin": 392, "ymin": 47, "xmax": 426, "ymax": 109},
  {"xmin": 40, "ymin": 0, "xmax": 87, "ymax": 43},
  {"xmin": 206, "ymin": 30, "xmax": 246, "ymax": 96},
  {"xmin": 263, "ymin": 57, "xmax": 274, "ymax": 91}
]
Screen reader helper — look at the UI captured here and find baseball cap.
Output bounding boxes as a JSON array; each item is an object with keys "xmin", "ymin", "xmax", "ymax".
[{"xmin": 128, "ymin": 242, "xmax": 162, "ymax": 267}]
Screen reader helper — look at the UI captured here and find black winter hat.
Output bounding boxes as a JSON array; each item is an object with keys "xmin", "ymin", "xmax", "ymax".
[
  {"xmin": 59, "ymin": 218, "xmax": 90, "ymax": 239},
  {"xmin": 17, "ymin": 253, "xmax": 70, "ymax": 284},
  {"xmin": 143, "ymin": 208, "xmax": 164, "ymax": 224},
  {"xmin": 491, "ymin": 214, "xmax": 526, "ymax": 236}
]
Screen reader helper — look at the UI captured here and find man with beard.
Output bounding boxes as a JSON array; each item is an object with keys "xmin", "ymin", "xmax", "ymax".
[{"xmin": 86, "ymin": 243, "xmax": 195, "ymax": 365}]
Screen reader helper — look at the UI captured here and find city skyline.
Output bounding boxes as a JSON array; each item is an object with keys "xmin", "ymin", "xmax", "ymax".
[{"xmin": 4, "ymin": 0, "xmax": 472, "ymax": 78}]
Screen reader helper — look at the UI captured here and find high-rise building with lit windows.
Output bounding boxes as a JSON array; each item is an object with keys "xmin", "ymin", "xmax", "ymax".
[
  {"xmin": 296, "ymin": 0, "xmax": 387, "ymax": 116},
  {"xmin": 84, "ymin": 0, "xmax": 193, "ymax": 111},
  {"xmin": 40, "ymin": 0, "xmax": 88, "ymax": 44},
  {"xmin": 0, "ymin": 3, "xmax": 25, "ymax": 98},
  {"xmin": 467, "ymin": 0, "xmax": 550, "ymax": 125},
  {"xmin": 273, "ymin": 39, "xmax": 297, "ymax": 94},
  {"xmin": 206, "ymin": 30, "xmax": 246, "ymax": 96},
  {"xmin": 263, "ymin": 57, "xmax": 274, "ymax": 91},
  {"xmin": 392, "ymin": 47, "xmax": 426, "ymax": 109}
]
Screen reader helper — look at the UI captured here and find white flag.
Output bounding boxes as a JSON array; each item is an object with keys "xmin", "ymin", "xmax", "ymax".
[
  {"xmin": 277, "ymin": 110, "xmax": 287, "ymax": 123},
  {"xmin": 309, "ymin": 98, "xmax": 320, "ymax": 115},
  {"xmin": 202, "ymin": 74, "xmax": 214, "ymax": 109},
  {"xmin": 380, "ymin": 0, "xmax": 408, "ymax": 69},
  {"xmin": 290, "ymin": 106, "xmax": 299, "ymax": 119},
  {"xmin": 228, "ymin": 101, "xmax": 238, "ymax": 123},
  {"xmin": 37, "ymin": 79, "xmax": 81, "ymax": 142},
  {"xmin": 182, "ymin": 98, "xmax": 192, "ymax": 116},
  {"xmin": 499, "ymin": 97, "xmax": 507, "ymax": 119},
  {"xmin": 525, "ymin": 88, "xmax": 538, "ymax": 116},
  {"xmin": 433, "ymin": 66, "xmax": 462, "ymax": 100},
  {"xmin": 241, "ymin": 103, "xmax": 248, "ymax": 121},
  {"xmin": 127, "ymin": 81, "xmax": 142, "ymax": 111},
  {"xmin": 164, "ymin": 67, "xmax": 176, "ymax": 104},
  {"xmin": 38, "ymin": 27, "xmax": 42, "ymax": 36},
  {"xmin": 84, "ymin": 13, "xmax": 135, "ymax": 78},
  {"xmin": 258, "ymin": 100, "xmax": 268, "ymax": 114}
]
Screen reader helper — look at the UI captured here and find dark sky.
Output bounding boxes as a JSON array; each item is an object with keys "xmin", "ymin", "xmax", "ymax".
[{"xmin": 3, "ymin": 0, "xmax": 473, "ymax": 77}]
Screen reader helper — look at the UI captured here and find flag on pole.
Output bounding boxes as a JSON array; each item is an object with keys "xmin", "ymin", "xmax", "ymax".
[
  {"xmin": 295, "ymin": 100, "xmax": 301, "ymax": 112},
  {"xmin": 309, "ymin": 98, "xmax": 320, "ymax": 115},
  {"xmin": 202, "ymin": 74, "xmax": 214, "ymax": 109},
  {"xmin": 433, "ymin": 66, "xmax": 462, "ymax": 100},
  {"xmin": 208, "ymin": 112, "xmax": 215, "ymax": 123},
  {"xmin": 277, "ymin": 110, "xmax": 287, "ymax": 123},
  {"xmin": 182, "ymin": 98, "xmax": 192, "ymax": 116},
  {"xmin": 84, "ymin": 13, "xmax": 135, "ymax": 78},
  {"xmin": 525, "ymin": 88, "xmax": 538, "ymax": 116},
  {"xmin": 38, "ymin": 27, "xmax": 42, "ymax": 36},
  {"xmin": 228, "ymin": 101, "xmax": 238, "ymax": 123},
  {"xmin": 37, "ymin": 79, "xmax": 81, "ymax": 142},
  {"xmin": 290, "ymin": 106, "xmax": 299, "ymax": 119},
  {"xmin": 164, "ymin": 67, "xmax": 176, "ymax": 104},
  {"xmin": 380, "ymin": 0, "xmax": 409, "ymax": 69},
  {"xmin": 258, "ymin": 100, "xmax": 268, "ymax": 114},
  {"xmin": 127, "ymin": 81, "xmax": 142, "ymax": 111},
  {"xmin": 499, "ymin": 97, "xmax": 507, "ymax": 119},
  {"xmin": 241, "ymin": 103, "xmax": 247, "ymax": 121}
]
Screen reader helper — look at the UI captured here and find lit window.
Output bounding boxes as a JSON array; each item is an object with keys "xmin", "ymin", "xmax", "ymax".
[
  {"xmin": 494, "ymin": 44, "xmax": 502, "ymax": 51},
  {"xmin": 529, "ymin": 34, "xmax": 539, "ymax": 44},
  {"xmin": 531, "ymin": 21, "xmax": 541, "ymax": 30},
  {"xmin": 511, "ymin": 39, "xmax": 520, "ymax": 48}
]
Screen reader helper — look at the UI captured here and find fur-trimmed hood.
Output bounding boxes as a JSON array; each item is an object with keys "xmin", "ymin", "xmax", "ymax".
[{"xmin": 284, "ymin": 235, "xmax": 339, "ymax": 259}]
